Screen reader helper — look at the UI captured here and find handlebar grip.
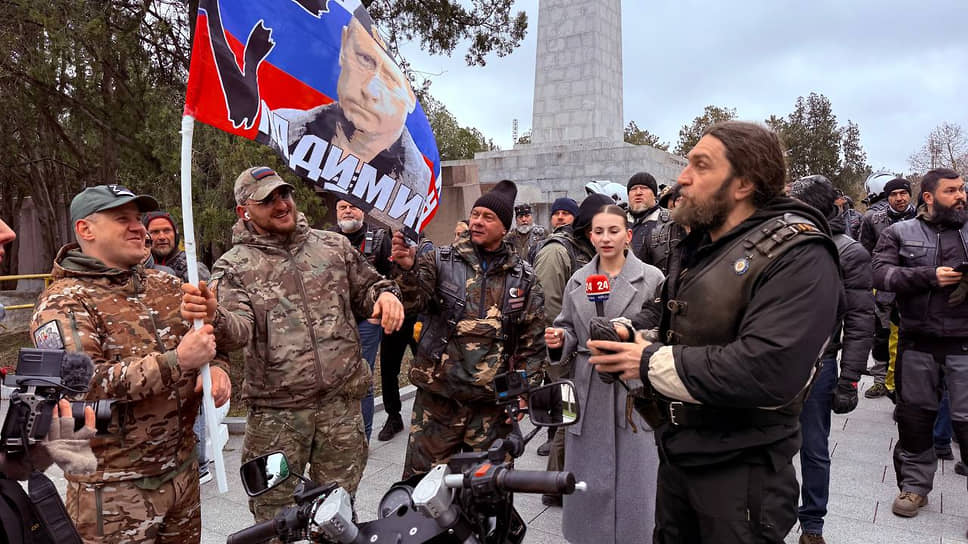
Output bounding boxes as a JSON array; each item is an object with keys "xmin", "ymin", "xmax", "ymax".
[
  {"xmin": 226, "ymin": 518, "xmax": 278, "ymax": 544},
  {"xmin": 496, "ymin": 470, "xmax": 576, "ymax": 494}
]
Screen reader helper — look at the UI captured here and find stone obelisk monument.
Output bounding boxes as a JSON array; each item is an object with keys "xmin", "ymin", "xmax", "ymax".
[
  {"xmin": 426, "ymin": 0, "xmax": 686, "ymax": 241},
  {"xmin": 530, "ymin": 0, "xmax": 624, "ymax": 144}
]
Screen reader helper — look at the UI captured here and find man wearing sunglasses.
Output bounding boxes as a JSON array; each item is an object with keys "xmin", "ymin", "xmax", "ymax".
[{"xmin": 183, "ymin": 166, "xmax": 405, "ymax": 524}]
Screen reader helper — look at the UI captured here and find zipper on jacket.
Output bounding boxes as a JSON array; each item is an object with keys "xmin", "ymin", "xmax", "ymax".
[
  {"xmin": 292, "ymin": 255, "xmax": 325, "ymax": 385},
  {"xmin": 95, "ymin": 484, "xmax": 104, "ymax": 536}
]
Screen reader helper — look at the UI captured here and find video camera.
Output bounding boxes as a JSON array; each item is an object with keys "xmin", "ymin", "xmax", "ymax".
[{"xmin": 1, "ymin": 348, "xmax": 110, "ymax": 454}]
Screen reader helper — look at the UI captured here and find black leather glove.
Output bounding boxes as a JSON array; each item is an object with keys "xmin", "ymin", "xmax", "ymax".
[
  {"xmin": 589, "ymin": 317, "xmax": 622, "ymax": 384},
  {"xmin": 831, "ymin": 378, "xmax": 859, "ymax": 414}
]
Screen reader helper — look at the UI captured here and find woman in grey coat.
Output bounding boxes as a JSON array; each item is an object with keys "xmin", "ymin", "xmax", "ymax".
[{"xmin": 545, "ymin": 205, "xmax": 664, "ymax": 543}]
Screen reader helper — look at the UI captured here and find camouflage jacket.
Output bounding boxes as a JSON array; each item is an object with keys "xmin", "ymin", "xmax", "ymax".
[
  {"xmin": 210, "ymin": 214, "xmax": 401, "ymax": 409},
  {"xmin": 30, "ymin": 244, "xmax": 211, "ymax": 484},
  {"xmin": 393, "ymin": 238, "xmax": 546, "ymax": 402},
  {"xmin": 504, "ymin": 225, "xmax": 547, "ymax": 260}
]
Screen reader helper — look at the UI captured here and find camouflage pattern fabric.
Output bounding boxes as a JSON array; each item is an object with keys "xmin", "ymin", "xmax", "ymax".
[
  {"xmin": 393, "ymin": 238, "xmax": 547, "ymax": 404},
  {"xmin": 65, "ymin": 460, "xmax": 200, "ymax": 543},
  {"xmin": 242, "ymin": 399, "xmax": 367, "ymax": 522},
  {"xmin": 402, "ymin": 388, "xmax": 512, "ymax": 478},
  {"xmin": 504, "ymin": 225, "xmax": 547, "ymax": 259},
  {"xmin": 30, "ymin": 244, "xmax": 214, "ymax": 486},
  {"xmin": 209, "ymin": 213, "xmax": 401, "ymax": 409}
]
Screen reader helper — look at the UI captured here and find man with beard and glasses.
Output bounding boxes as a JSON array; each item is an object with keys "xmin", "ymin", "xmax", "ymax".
[
  {"xmin": 627, "ymin": 172, "xmax": 668, "ymax": 258},
  {"xmin": 860, "ymin": 177, "xmax": 917, "ymax": 400},
  {"xmin": 585, "ymin": 121, "xmax": 840, "ymax": 543},
  {"xmin": 181, "ymin": 167, "xmax": 404, "ymax": 523},
  {"xmin": 331, "ymin": 198, "xmax": 392, "ymax": 441},
  {"xmin": 871, "ymin": 168, "xmax": 968, "ymax": 523}
]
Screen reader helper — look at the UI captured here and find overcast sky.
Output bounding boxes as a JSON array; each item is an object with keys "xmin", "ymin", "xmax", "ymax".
[{"xmin": 399, "ymin": 0, "xmax": 968, "ymax": 174}]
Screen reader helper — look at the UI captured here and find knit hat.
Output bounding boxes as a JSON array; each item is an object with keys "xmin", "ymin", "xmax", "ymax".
[
  {"xmin": 883, "ymin": 177, "xmax": 911, "ymax": 196},
  {"xmin": 627, "ymin": 172, "xmax": 658, "ymax": 195},
  {"xmin": 574, "ymin": 193, "xmax": 614, "ymax": 233},
  {"xmin": 550, "ymin": 197, "xmax": 579, "ymax": 217},
  {"xmin": 142, "ymin": 211, "xmax": 180, "ymax": 249},
  {"xmin": 474, "ymin": 180, "xmax": 517, "ymax": 229}
]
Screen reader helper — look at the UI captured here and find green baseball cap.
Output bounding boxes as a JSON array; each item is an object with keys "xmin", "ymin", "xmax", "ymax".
[
  {"xmin": 70, "ymin": 185, "xmax": 159, "ymax": 224},
  {"xmin": 234, "ymin": 167, "xmax": 295, "ymax": 205}
]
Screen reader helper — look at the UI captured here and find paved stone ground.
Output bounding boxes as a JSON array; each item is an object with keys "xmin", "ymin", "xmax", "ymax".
[{"xmin": 6, "ymin": 372, "xmax": 967, "ymax": 543}]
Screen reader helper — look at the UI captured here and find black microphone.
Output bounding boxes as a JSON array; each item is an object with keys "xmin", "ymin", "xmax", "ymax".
[
  {"xmin": 585, "ymin": 274, "xmax": 610, "ymax": 317},
  {"xmin": 61, "ymin": 351, "xmax": 94, "ymax": 393}
]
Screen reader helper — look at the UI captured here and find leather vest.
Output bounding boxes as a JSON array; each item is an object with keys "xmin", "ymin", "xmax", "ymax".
[
  {"xmin": 417, "ymin": 246, "xmax": 535, "ymax": 364},
  {"xmin": 645, "ymin": 219, "xmax": 685, "ymax": 276},
  {"xmin": 663, "ymin": 213, "xmax": 831, "ymax": 348}
]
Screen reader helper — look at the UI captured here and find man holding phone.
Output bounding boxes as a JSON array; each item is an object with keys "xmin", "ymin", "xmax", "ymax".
[{"xmin": 871, "ymin": 168, "xmax": 968, "ymax": 521}]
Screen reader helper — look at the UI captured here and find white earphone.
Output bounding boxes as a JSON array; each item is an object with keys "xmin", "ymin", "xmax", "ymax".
[{"xmin": 243, "ymin": 211, "xmax": 251, "ymax": 220}]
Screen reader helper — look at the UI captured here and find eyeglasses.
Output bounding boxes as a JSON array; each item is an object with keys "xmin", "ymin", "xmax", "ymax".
[{"xmin": 252, "ymin": 187, "xmax": 294, "ymax": 206}]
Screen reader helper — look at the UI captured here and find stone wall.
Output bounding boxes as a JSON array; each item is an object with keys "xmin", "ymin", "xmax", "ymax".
[{"xmin": 475, "ymin": 141, "xmax": 686, "ymax": 226}]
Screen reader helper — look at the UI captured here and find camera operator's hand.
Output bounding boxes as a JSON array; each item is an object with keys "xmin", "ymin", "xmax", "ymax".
[
  {"xmin": 195, "ymin": 366, "xmax": 232, "ymax": 407},
  {"xmin": 831, "ymin": 378, "xmax": 859, "ymax": 414},
  {"xmin": 176, "ymin": 324, "xmax": 217, "ymax": 371},
  {"xmin": 45, "ymin": 399, "xmax": 97, "ymax": 475},
  {"xmin": 181, "ymin": 281, "xmax": 217, "ymax": 323},
  {"xmin": 390, "ymin": 231, "xmax": 416, "ymax": 271}
]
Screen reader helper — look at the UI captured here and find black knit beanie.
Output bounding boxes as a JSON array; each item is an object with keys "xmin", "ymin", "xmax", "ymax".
[
  {"xmin": 883, "ymin": 177, "xmax": 911, "ymax": 196},
  {"xmin": 627, "ymin": 172, "xmax": 658, "ymax": 195},
  {"xmin": 474, "ymin": 180, "xmax": 517, "ymax": 230},
  {"xmin": 574, "ymin": 193, "xmax": 614, "ymax": 233}
]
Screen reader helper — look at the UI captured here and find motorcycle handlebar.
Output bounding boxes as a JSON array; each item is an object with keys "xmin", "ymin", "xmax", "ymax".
[
  {"xmin": 226, "ymin": 518, "xmax": 278, "ymax": 544},
  {"xmin": 496, "ymin": 469, "xmax": 576, "ymax": 494}
]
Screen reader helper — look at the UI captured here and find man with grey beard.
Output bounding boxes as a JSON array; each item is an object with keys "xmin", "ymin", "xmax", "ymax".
[
  {"xmin": 332, "ymin": 198, "xmax": 393, "ymax": 441},
  {"xmin": 871, "ymin": 168, "xmax": 968, "ymax": 522}
]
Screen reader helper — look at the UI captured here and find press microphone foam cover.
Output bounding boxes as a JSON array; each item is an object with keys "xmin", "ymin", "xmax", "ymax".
[{"xmin": 61, "ymin": 351, "xmax": 94, "ymax": 391}]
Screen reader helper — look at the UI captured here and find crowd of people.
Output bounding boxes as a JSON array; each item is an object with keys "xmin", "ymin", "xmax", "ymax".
[{"xmin": 3, "ymin": 120, "xmax": 966, "ymax": 544}]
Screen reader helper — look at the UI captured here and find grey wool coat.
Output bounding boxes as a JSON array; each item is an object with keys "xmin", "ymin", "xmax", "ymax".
[{"xmin": 552, "ymin": 251, "xmax": 664, "ymax": 544}]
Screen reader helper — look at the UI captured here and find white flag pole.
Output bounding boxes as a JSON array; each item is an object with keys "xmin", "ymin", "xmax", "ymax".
[{"xmin": 180, "ymin": 114, "xmax": 229, "ymax": 493}]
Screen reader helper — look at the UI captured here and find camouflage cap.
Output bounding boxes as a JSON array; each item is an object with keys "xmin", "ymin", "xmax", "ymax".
[
  {"xmin": 70, "ymin": 185, "xmax": 159, "ymax": 224},
  {"xmin": 234, "ymin": 167, "xmax": 295, "ymax": 205}
]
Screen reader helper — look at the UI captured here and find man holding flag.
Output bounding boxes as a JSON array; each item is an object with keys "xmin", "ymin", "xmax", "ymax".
[
  {"xmin": 182, "ymin": 166, "xmax": 405, "ymax": 522},
  {"xmin": 31, "ymin": 185, "xmax": 231, "ymax": 543}
]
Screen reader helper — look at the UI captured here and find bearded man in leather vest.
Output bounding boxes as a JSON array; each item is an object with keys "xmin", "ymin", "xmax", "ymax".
[{"xmin": 587, "ymin": 121, "xmax": 840, "ymax": 543}]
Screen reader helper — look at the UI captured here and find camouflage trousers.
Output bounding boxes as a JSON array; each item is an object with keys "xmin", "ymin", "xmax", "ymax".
[
  {"xmin": 243, "ymin": 397, "xmax": 367, "ymax": 523},
  {"xmin": 65, "ymin": 461, "xmax": 200, "ymax": 544},
  {"xmin": 402, "ymin": 388, "xmax": 512, "ymax": 479}
]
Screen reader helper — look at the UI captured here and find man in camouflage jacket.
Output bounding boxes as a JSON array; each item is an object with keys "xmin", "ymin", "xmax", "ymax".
[
  {"xmin": 189, "ymin": 167, "xmax": 404, "ymax": 523},
  {"xmin": 30, "ymin": 185, "xmax": 230, "ymax": 543},
  {"xmin": 390, "ymin": 180, "xmax": 546, "ymax": 478}
]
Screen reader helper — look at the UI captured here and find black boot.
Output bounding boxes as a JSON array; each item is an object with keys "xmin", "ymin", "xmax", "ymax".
[{"xmin": 378, "ymin": 413, "xmax": 405, "ymax": 441}]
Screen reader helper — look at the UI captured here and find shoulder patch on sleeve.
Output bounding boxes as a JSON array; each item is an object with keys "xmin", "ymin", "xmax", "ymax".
[{"xmin": 33, "ymin": 320, "xmax": 65, "ymax": 349}]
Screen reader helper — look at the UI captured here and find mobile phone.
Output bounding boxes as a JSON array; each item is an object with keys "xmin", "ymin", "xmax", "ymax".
[{"xmin": 954, "ymin": 262, "xmax": 968, "ymax": 274}]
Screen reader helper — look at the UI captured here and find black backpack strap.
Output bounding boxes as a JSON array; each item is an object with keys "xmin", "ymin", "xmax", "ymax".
[
  {"xmin": 0, "ymin": 477, "xmax": 36, "ymax": 544},
  {"xmin": 28, "ymin": 472, "xmax": 79, "ymax": 544},
  {"xmin": 500, "ymin": 259, "xmax": 536, "ymax": 371}
]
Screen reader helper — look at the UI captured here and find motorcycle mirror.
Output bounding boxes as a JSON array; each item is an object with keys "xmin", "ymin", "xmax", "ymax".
[
  {"xmin": 240, "ymin": 451, "xmax": 291, "ymax": 497},
  {"xmin": 528, "ymin": 380, "xmax": 580, "ymax": 427}
]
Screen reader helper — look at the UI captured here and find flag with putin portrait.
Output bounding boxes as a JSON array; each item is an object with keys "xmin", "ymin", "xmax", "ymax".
[{"xmin": 184, "ymin": 0, "xmax": 441, "ymax": 237}]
